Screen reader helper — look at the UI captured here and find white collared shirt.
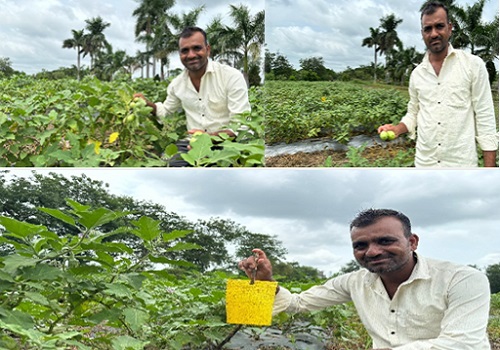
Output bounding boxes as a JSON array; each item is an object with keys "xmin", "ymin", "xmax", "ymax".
[
  {"xmin": 155, "ymin": 60, "xmax": 251, "ymax": 133},
  {"xmin": 400, "ymin": 45, "xmax": 498, "ymax": 167},
  {"xmin": 273, "ymin": 254, "xmax": 491, "ymax": 349}
]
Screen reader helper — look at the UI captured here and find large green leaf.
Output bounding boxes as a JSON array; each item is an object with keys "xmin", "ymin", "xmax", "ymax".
[
  {"xmin": 111, "ymin": 335, "xmax": 149, "ymax": 350},
  {"xmin": 0, "ymin": 255, "xmax": 38, "ymax": 275},
  {"xmin": 0, "ymin": 216, "xmax": 46, "ymax": 239},
  {"xmin": 163, "ymin": 230, "xmax": 193, "ymax": 242},
  {"xmin": 130, "ymin": 216, "xmax": 162, "ymax": 242},
  {"xmin": 38, "ymin": 207, "xmax": 76, "ymax": 227},
  {"xmin": 123, "ymin": 307, "xmax": 149, "ymax": 333}
]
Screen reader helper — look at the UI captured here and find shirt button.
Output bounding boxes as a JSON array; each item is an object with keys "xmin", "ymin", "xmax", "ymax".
[
  {"xmin": 438, "ymin": 101, "xmax": 441, "ymax": 104},
  {"xmin": 391, "ymin": 331, "xmax": 396, "ymax": 335},
  {"xmin": 391, "ymin": 309, "xmax": 395, "ymax": 313}
]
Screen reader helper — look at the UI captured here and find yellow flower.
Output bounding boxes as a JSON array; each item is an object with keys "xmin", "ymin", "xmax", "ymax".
[
  {"xmin": 93, "ymin": 141, "xmax": 102, "ymax": 155},
  {"xmin": 109, "ymin": 132, "xmax": 119, "ymax": 144},
  {"xmin": 321, "ymin": 96, "xmax": 327, "ymax": 102}
]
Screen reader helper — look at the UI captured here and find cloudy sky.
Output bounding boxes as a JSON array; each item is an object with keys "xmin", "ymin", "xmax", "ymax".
[
  {"xmin": 266, "ymin": 0, "xmax": 499, "ymax": 72},
  {"xmin": 1, "ymin": 0, "xmax": 264, "ymax": 74},
  {"xmin": 5, "ymin": 169, "xmax": 500, "ymax": 277}
]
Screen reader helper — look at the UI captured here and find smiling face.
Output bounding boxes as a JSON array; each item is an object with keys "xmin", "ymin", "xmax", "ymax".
[
  {"xmin": 178, "ymin": 31, "xmax": 210, "ymax": 75},
  {"xmin": 351, "ymin": 216, "xmax": 419, "ymax": 276},
  {"xmin": 421, "ymin": 7, "xmax": 453, "ymax": 55}
]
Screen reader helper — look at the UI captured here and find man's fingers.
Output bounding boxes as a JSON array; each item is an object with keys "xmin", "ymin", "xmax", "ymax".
[{"xmin": 252, "ymin": 248, "xmax": 267, "ymax": 263}]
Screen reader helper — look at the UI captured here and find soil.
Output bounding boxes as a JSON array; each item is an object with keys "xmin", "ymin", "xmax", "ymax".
[{"xmin": 265, "ymin": 143, "xmax": 414, "ymax": 167}]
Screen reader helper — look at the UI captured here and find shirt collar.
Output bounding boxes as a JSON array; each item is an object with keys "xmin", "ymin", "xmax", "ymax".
[{"xmin": 422, "ymin": 43, "xmax": 456, "ymax": 68}]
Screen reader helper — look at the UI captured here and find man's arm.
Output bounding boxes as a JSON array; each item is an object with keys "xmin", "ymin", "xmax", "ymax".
[
  {"xmin": 392, "ymin": 269, "xmax": 491, "ymax": 350},
  {"xmin": 471, "ymin": 57, "xmax": 498, "ymax": 167}
]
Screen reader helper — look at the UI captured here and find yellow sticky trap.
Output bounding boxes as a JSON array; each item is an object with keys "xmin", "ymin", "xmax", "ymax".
[{"xmin": 226, "ymin": 279, "xmax": 278, "ymax": 326}]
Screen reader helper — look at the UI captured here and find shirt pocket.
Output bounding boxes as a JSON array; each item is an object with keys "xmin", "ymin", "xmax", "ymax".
[
  {"xmin": 207, "ymin": 95, "xmax": 227, "ymax": 118},
  {"xmin": 401, "ymin": 310, "xmax": 444, "ymax": 339},
  {"xmin": 446, "ymin": 83, "xmax": 470, "ymax": 109}
]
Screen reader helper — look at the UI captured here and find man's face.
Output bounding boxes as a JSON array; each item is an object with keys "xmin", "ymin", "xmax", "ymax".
[
  {"xmin": 179, "ymin": 31, "xmax": 210, "ymax": 73},
  {"xmin": 421, "ymin": 7, "xmax": 453, "ymax": 55},
  {"xmin": 351, "ymin": 216, "xmax": 418, "ymax": 275}
]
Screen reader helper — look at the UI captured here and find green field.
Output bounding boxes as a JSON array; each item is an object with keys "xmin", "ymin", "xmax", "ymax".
[{"xmin": 0, "ymin": 76, "xmax": 264, "ymax": 167}]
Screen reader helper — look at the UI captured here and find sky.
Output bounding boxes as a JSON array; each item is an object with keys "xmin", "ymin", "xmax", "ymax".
[
  {"xmin": 4, "ymin": 168, "xmax": 500, "ymax": 277},
  {"xmin": 266, "ymin": 0, "xmax": 499, "ymax": 72},
  {"xmin": 0, "ymin": 0, "xmax": 264, "ymax": 75}
]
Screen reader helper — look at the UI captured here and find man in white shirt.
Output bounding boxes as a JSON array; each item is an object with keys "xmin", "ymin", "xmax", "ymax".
[
  {"xmin": 378, "ymin": 2, "xmax": 498, "ymax": 167},
  {"xmin": 134, "ymin": 26, "xmax": 251, "ymax": 166},
  {"xmin": 239, "ymin": 209, "xmax": 491, "ymax": 349}
]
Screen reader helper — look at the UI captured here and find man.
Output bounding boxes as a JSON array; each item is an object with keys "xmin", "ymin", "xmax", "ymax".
[
  {"xmin": 378, "ymin": 2, "xmax": 498, "ymax": 167},
  {"xmin": 239, "ymin": 209, "xmax": 491, "ymax": 349},
  {"xmin": 134, "ymin": 26, "xmax": 251, "ymax": 166}
]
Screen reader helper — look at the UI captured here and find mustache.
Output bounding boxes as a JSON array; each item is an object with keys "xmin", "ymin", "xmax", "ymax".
[{"xmin": 364, "ymin": 254, "xmax": 392, "ymax": 262}]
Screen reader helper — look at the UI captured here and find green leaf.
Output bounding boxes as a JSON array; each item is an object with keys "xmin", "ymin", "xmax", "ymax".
[
  {"xmin": 22, "ymin": 264, "xmax": 64, "ymax": 281},
  {"xmin": 24, "ymin": 292, "xmax": 50, "ymax": 306},
  {"xmin": 0, "ymin": 216, "xmax": 46, "ymax": 239},
  {"xmin": 0, "ymin": 309, "xmax": 35, "ymax": 328},
  {"xmin": 166, "ymin": 242, "xmax": 202, "ymax": 252},
  {"xmin": 111, "ymin": 335, "xmax": 149, "ymax": 350},
  {"xmin": 163, "ymin": 230, "xmax": 193, "ymax": 242},
  {"xmin": 130, "ymin": 216, "xmax": 162, "ymax": 242},
  {"xmin": 77, "ymin": 208, "xmax": 128, "ymax": 230},
  {"xmin": 1, "ymin": 255, "xmax": 38, "ymax": 275},
  {"xmin": 38, "ymin": 207, "xmax": 76, "ymax": 226},
  {"xmin": 103, "ymin": 283, "xmax": 132, "ymax": 298},
  {"xmin": 123, "ymin": 307, "xmax": 149, "ymax": 332}
]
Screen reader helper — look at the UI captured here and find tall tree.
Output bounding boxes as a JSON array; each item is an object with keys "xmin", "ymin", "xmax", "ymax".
[
  {"xmin": 62, "ymin": 29, "xmax": 85, "ymax": 80},
  {"xmin": 378, "ymin": 14, "xmax": 403, "ymax": 67},
  {"xmin": 82, "ymin": 16, "xmax": 111, "ymax": 72},
  {"xmin": 132, "ymin": 0, "xmax": 175, "ymax": 79},
  {"xmin": 362, "ymin": 27, "xmax": 381, "ymax": 82}
]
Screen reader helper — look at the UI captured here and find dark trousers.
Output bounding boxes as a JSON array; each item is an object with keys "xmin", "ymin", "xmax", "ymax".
[{"xmin": 168, "ymin": 140, "xmax": 191, "ymax": 167}]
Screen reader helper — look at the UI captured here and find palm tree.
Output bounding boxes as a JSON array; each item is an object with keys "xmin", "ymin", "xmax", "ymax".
[
  {"xmin": 389, "ymin": 45, "xmax": 424, "ymax": 85},
  {"xmin": 62, "ymin": 29, "xmax": 85, "ymax": 80},
  {"xmin": 378, "ymin": 14, "xmax": 403, "ymax": 68},
  {"xmin": 228, "ymin": 4, "xmax": 265, "ymax": 80},
  {"xmin": 362, "ymin": 27, "xmax": 381, "ymax": 82},
  {"xmin": 82, "ymin": 17, "xmax": 111, "ymax": 72},
  {"xmin": 206, "ymin": 16, "xmax": 241, "ymax": 65},
  {"xmin": 132, "ymin": 0, "xmax": 175, "ymax": 78}
]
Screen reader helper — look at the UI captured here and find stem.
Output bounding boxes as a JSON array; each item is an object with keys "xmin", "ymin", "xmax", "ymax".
[{"xmin": 215, "ymin": 324, "xmax": 243, "ymax": 350}]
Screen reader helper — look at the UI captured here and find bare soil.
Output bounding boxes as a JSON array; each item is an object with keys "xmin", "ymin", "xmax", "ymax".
[{"xmin": 265, "ymin": 144, "xmax": 414, "ymax": 167}]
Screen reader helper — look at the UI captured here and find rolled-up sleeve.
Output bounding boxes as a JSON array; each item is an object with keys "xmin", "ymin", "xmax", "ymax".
[{"xmin": 471, "ymin": 57, "xmax": 499, "ymax": 151}]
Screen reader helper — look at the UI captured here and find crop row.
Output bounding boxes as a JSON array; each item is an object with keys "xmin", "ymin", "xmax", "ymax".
[{"xmin": 263, "ymin": 80, "xmax": 409, "ymax": 145}]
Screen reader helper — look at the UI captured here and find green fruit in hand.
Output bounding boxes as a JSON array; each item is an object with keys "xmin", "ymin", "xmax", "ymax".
[
  {"xmin": 129, "ymin": 102, "xmax": 136, "ymax": 108},
  {"xmin": 125, "ymin": 114, "xmax": 135, "ymax": 123},
  {"xmin": 380, "ymin": 130, "xmax": 396, "ymax": 141}
]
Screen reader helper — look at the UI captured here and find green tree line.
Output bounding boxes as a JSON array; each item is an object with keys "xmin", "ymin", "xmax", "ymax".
[{"xmin": 0, "ymin": 170, "xmax": 322, "ymax": 281}]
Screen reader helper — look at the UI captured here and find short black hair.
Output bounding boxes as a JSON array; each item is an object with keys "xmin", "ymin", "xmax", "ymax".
[
  {"xmin": 420, "ymin": 1, "xmax": 450, "ymax": 23},
  {"xmin": 350, "ymin": 208, "xmax": 412, "ymax": 238},
  {"xmin": 179, "ymin": 26, "xmax": 208, "ymax": 45}
]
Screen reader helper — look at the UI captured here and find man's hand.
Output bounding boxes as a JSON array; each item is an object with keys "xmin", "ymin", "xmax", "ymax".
[
  {"xmin": 238, "ymin": 249, "xmax": 274, "ymax": 282},
  {"xmin": 132, "ymin": 93, "xmax": 157, "ymax": 116},
  {"xmin": 377, "ymin": 123, "xmax": 408, "ymax": 138},
  {"xmin": 482, "ymin": 150, "xmax": 497, "ymax": 167}
]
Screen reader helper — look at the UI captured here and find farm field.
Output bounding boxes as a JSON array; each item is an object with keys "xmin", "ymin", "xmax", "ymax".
[
  {"xmin": 0, "ymin": 76, "xmax": 264, "ymax": 167},
  {"xmin": 264, "ymin": 80, "xmax": 499, "ymax": 167}
]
